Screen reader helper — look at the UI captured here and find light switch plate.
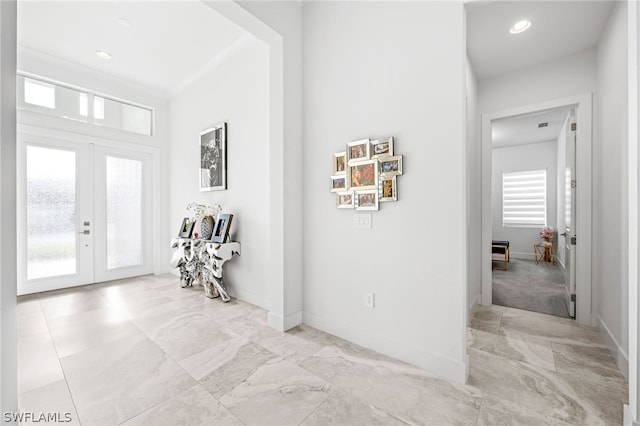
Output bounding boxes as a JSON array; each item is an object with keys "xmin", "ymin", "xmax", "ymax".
[
  {"xmin": 364, "ymin": 292, "xmax": 375, "ymax": 308},
  {"xmin": 353, "ymin": 213, "xmax": 372, "ymax": 229}
]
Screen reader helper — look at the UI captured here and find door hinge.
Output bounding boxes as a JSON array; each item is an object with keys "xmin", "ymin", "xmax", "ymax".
[
  {"xmin": 571, "ymin": 236, "xmax": 577, "ymax": 245},
  {"xmin": 571, "ymin": 180, "xmax": 577, "ymax": 188},
  {"xmin": 571, "ymin": 294, "xmax": 576, "ymax": 302},
  {"xmin": 571, "ymin": 123, "xmax": 577, "ymax": 131}
]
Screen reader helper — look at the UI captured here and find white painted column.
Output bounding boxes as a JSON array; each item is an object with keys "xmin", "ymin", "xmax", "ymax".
[
  {"xmin": 626, "ymin": 0, "xmax": 640, "ymax": 425},
  {"xmin": 0, "ymin": 1, "xmax": 18, "ymax": 424}
]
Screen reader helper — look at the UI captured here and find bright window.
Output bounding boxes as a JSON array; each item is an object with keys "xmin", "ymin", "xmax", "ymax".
[
  {"xmin": 94, "ymin": 97, "xmax": 105, "ymax": 120},
  {"xmin": 17, "ymin": 74, "xmax": 153, "ymax": 136},
  {"xmin": 79, "ymin": 93, "xmax": 88, "ymax": 117},
  {"xmin": 502, "ymin": 169, "xmax": 547, "ymax": 227},
  {"xmin": 94, "ymin": 96, "xmax": 152, "ymax": 135},
  {"xmin": 24, "ymin": 77, "xmax": 55, "ymax": 109}
]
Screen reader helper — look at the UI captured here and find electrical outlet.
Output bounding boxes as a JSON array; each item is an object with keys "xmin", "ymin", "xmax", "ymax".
[
  {"xmin": 353, "ymin": 213, "xmax": 372, "ymax": 229},
  {"xmin": 364, "ymin": 292, "xmax": 375, "ymax": 308}
]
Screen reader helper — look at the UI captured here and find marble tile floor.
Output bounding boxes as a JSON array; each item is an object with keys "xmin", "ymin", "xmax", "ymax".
[{"xmin": 16, "ymin": 274, "xmax": 628, "ymax": 425}]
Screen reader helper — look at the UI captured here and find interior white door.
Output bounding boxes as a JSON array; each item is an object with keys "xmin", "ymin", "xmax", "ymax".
[
  {"xmin": 563, "ymin": 115, "xmax": 577, "ymax": 318},
  {"xmin": 17, "ymin": 138, "xmax": 94, "ymax": 295},
  {"xmin": 93, "ymin": 146, "xmax": 153, "ymax": 282}
]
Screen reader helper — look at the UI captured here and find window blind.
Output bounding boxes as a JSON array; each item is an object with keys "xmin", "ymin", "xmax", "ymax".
[{"xmin": 502, "ymin": 169, "xmax": 547, "ymax": 227}]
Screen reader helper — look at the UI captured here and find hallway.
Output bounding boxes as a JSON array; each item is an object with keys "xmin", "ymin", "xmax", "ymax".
[{"xmin": 16, "ymin": 275, "xmax": 627, "ymax": 425}]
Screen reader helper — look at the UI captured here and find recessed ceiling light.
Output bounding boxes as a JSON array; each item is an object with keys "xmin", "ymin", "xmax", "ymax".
[
  {"xmin": 117, "ymin": 18, "xmax": 132, "ymax": 28},
  {"xmin": 96, "ymin": 50, "xmax": 112, "ymax": 60},
  {"xmin": 509, "ymin": 19, "xmax": 531, "ymax": 34}
]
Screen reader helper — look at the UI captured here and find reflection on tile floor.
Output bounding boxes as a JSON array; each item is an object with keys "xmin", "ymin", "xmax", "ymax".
[{"xmin": 16, "ymin": 275, "xmax": 628, "ymax": 425}]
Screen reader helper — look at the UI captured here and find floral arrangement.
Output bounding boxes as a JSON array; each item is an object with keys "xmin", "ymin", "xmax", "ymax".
[
  {"xmin": 539, "ymin": 226, "xmax": 555, "ymax": 241},
  {"xmin": 186, "ymin": 202, "xmax": 222, "ymax": 223}
]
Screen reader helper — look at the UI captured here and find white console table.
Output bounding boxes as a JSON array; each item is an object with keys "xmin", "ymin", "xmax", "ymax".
[{"xmin": 170, "ymin": 238, "xmax": 241, "ymax": 301}]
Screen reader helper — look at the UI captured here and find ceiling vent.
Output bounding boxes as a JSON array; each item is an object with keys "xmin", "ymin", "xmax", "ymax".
[{"xmin": 538, "ymin": 122, "xmax": 548, "ymax": 128}]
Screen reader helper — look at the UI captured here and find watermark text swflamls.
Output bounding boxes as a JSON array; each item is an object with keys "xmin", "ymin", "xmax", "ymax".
[{"xmin": 3, "ymin": 412, "xmax": 72, "ymax": 423}]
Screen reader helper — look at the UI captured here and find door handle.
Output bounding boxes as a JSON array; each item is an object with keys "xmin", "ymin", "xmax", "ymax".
[
  {"xmin": 78, "ymin": 230, "xmax": 90, "ymax": 235},
  {"xmin": 561, "ymin": 232, "xmax": 568, "ymax": 237}
]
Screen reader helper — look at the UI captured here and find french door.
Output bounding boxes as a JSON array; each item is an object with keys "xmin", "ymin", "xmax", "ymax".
[{"xmin": 17, "ymin": 135, "xmax": 153, "ymax": 295}]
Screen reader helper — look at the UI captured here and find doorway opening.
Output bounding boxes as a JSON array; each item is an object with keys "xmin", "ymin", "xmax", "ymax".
[
  {"xmin": 481, "ymin": 93, "xmax": 593, "ymax": 326},
  {"xmin": 490, "ymin": 107, "xmax": 575, "ymax": 318}
]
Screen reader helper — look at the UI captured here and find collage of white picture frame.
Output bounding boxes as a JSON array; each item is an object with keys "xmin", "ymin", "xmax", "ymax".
[{"xmin": 330, "ymin": 137, "xmax": 403, "ymax": 211}]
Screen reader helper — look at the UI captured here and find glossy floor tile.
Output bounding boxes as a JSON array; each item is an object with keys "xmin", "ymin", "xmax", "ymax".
[
  {"xmin": 219, "ymin": 358, "xmax": 332, "ymax": 426},
  {"xmin": 121, "ymin": 384, "xmax": 242, "ymax": 426},
  {"xmin": 60, "ymin": 333, "xmax": 196, "ymax": 425},
  {"xmin": 18, "ymin": 379, "xmax": 80, "ymax": 426},
  {"xmin": 16, "ymin": 275, "xmax": 628, "ymax": 425}
]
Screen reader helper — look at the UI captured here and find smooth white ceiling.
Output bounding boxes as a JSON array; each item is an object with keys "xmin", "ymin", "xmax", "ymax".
[
  {"xmin": 466, "ymin": 0, "xmax": 614, "ymax": 79},
  {"xmin": 492, "ymin": 108, "xmax": 570, "ymax": 149},
  {"xmin": 17, "ymin": 1, "xmax": 251, "ymax": 97}
]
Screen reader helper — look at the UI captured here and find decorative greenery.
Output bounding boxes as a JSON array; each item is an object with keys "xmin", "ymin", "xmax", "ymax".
[{"xmin": 186, "ymin": 202, "xmax": 222, "ymax": 223}]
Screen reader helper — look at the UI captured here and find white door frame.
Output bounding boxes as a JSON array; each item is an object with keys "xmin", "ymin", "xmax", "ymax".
[
  {"xmin": 625, "ymin": 0, "xmax": 639, "ymax": 424},
  {"xmin": 481, "ymin": 93, "xmax": 593, "ymax": 326}
]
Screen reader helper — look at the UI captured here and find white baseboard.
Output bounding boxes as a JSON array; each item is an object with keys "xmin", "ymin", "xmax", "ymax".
[
  {"xmin": 596, "ymin": 314, "xmax": 629, "ymax": 380},
  {"xmin": 625, "ymin": 405, "xmax": 640, "ymax": 426},
  {"xmin": 268, "ymin": 310, "xmax": 302, "ymax": 332},
  {"xmin": 229, "ymin": 288, "xmax": 268, "ymax": 311},
  {"xmin": 469, "ymin": 292, "xmax": 480, "ymax": 310},
  {"xmin": 468, "ymin": 293, "xmax": 480, "ymax": 325},
  {"xmin": 302, "ymin": 311, "xmax": 468, "ymax": 384}
]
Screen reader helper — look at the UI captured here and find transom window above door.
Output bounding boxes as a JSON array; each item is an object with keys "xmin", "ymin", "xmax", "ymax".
[{"xmin": 17, "ymin": 74, "xmax": 154, "ymax": 136}]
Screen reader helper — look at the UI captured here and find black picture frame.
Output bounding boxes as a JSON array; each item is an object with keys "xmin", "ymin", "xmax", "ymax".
[
  {"xmin": 178, "ymin": 218, "xmax": 195, "ymax": 238},
  {"xmin": 211, "ymin": 213, "xmax": 233, "ymax": 243},
  {"xmin": 199, "ymin": 122, "xmax": 227, "ymax": 191}
]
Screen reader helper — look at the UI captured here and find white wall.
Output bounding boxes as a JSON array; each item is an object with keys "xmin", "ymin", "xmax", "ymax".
[
  {"xmin": 492, "ymin": 141, "xmax": 558, "ymax": 259},
  {"xmin": 302, "ymin": 1, "xmax": 467, "ymax": 383},
  {"xmin": 169, "ymin": 37, "xmax": 270, "ymax": 308},
  {"xmin": 595, "ymin": 0, "xmax": 629, "ymax": 376},
  {"xmin": 478, "ymin": 49, "xmax": 597, "ymax": 115},
  {"xmin": 466, "ymin": 56, "xmax": 481, "ymax": 311},
  {"xmin": 556, "ymin": 116, "xmax": 569, "ymax": 266},
  {"xmin": 0, "ymin": 1, "xmax": 18, "ymax": 420}
]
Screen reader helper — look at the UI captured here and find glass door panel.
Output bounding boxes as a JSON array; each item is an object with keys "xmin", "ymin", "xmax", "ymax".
[
  {"xmin": 106, "ymin": 156, "xmax": 143, "ymax": 269},
  {"xmin": 26, "ymin": 146, "xmax": 77, "ymax": 279},
  {"xmin": 18, "ymin": 139, "xmax": 93, "ymax": 295},
  {"xmin": 94, "ymin": 147, "xmax": 152, "ymax": 282}
]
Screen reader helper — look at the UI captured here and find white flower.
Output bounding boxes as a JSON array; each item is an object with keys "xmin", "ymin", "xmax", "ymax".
[{"xmin": 186, "ymin": 202, "xmax": 222, "ymax": 222}]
